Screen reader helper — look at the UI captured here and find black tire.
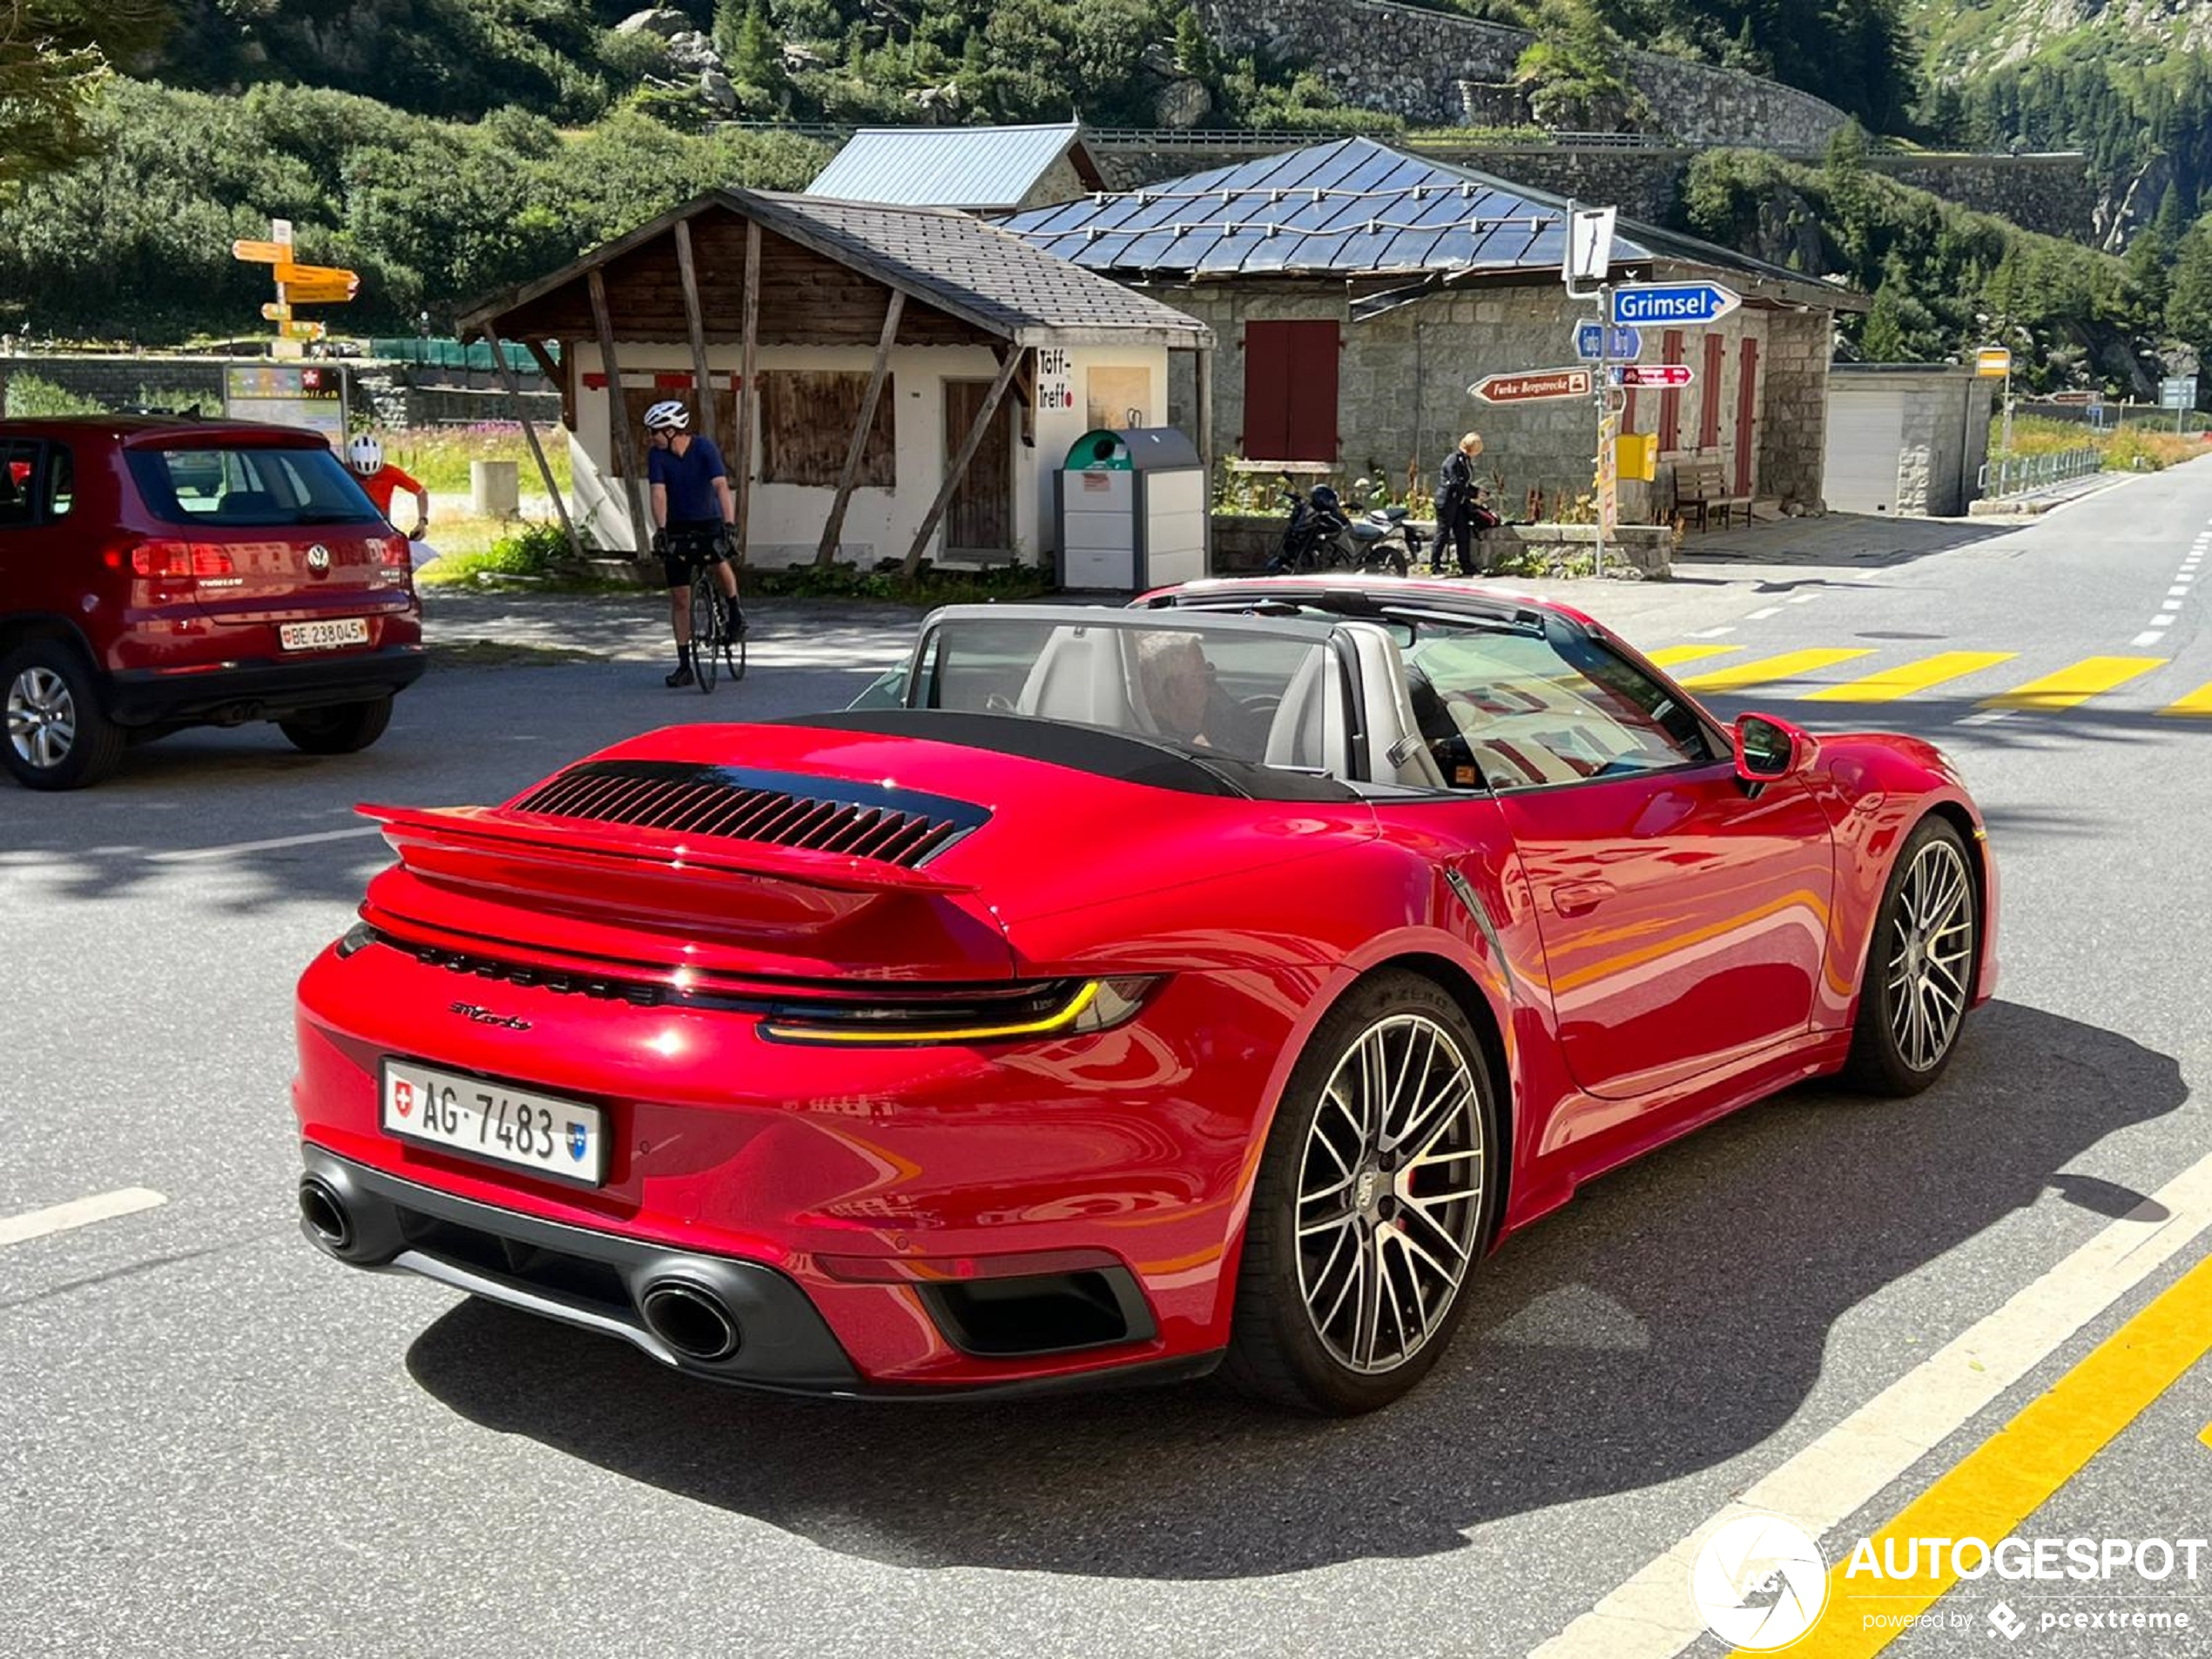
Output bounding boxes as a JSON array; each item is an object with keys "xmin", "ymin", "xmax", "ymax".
[
  {"xmin": 1223, "ymin": 970, "xmax": 1500, "ymax": 1414},
  {"xmin": 726, "ymin": 603, "xmax": 747, "ymax": 684},
  {"xmin": 2, "ymin": 638, "xmax": 126, "ymax": 791},
  {"xmin": 689, "ymin": 582, "xmax": 720, "ymax": 695},
  {"xmin": 1844, "ymin": 815, "xmax": 1979, "ymax": 1097},
  {"xmin": 278, "ymin": 696, "xmax": 393, "ymax": 756}
]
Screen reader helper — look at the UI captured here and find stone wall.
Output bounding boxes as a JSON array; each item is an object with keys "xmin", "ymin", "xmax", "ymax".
[
  {"xmin": 1197, "ymin": 0, "xmax": 1848, "ymax": 147},
  {"xmin": 1877, "ymin": 153, "xmax": 2096, "ymax": 244},
  {"xmin": 1163, "ymin": 280, "xmax": 1828, "ymax": 517},
  {"xmin": 0, "ymin": 353, "xmax": 561, "ymax": 429},
  {"xmin": 1826, "ymin": 365, "xmax": 1993, "ymax": 516}
]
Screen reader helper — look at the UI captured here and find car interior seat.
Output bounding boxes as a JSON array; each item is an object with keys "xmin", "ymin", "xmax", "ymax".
[
  {"xmin": 1016, "ymin": 625, "xmax": 1143, "ymax": 732},
  {"xmin": 1264, "ymin": 645, "xmax": 1347, "ymax": 776}
]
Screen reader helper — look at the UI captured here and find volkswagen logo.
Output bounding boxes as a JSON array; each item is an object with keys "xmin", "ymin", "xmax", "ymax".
[{"xmin": 306, "ymin": 543, "xmax": 331, "ymax": 573}]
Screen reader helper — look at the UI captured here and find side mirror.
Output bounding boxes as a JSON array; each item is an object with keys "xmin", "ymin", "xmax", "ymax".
[{"xmin": 1732, "ymin": 712, "xmax": 1816, "ymax": 785}]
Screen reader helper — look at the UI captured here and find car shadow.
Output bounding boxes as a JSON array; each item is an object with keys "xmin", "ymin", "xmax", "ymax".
[{"xmin": 403, "ymin": 999, "xmax": 2185, "ymax": 1580}]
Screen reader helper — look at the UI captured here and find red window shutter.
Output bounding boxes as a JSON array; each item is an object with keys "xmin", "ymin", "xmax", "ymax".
[
  {"xmin": 1285, "ymin": 320, "xmax": 1340, "ymax": 463},
  {"xmin": 1658, "ymin": 330, "xmax": 1683, "ymax": 452},
  {"xmin": 1735, "ymin": 337, "xmax": 1760, "ymax": 497},
  {"xmin": 1699, "ymin": 335, "xmax": 1724, "ymax": 449},
  {"xmin": 1622, "ymin": 388, "xmax": 1641, "ymax": 435},
  {"xmin": 1242, "ymin": 322, "xmax": 1292, "ymax": 462}
]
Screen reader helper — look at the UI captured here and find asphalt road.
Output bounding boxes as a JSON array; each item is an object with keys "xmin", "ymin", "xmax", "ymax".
[{"xmin": 4, "ymin": 488, "xmax": 2211, "ymax": 1659}]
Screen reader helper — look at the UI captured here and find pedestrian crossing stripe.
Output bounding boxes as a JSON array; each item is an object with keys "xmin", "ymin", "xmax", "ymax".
[
  {"xmin": 1977, "ymin": 656, "xmax": 2166, "ymax": 711},
  {"xmin": 1676, "ymin": 649, "xmax": 1875, "ymax": 691},
  {"xmin": 1802, "ymin": 651, "xmax": 2019, "ymax": 704},
  {"xmin": 1644, "ymin": 644, "xmax": 1743, "ymax": 669},
  {"xmin": 2160, "ymin": 681, "xmax": 2212, "ymax": 718}
]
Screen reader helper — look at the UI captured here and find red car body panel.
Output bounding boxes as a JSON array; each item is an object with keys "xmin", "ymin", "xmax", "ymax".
[{"xmin": 293, "ymin": 585, "xmax": 1999, "ymax": 1398}]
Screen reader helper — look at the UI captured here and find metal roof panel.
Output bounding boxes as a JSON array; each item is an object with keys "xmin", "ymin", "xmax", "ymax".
[{"xmin": 805, "ymin": 124, "xmax": 1085, "ymax": 211}]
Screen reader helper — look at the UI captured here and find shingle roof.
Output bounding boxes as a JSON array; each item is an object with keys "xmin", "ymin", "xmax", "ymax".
[
  {"xmin": 738, "ymin": 188, "xmax": 1212, "ymax": 347},
  {"xmin": 999, "ymin": 137, "xmax": 1838, "ymax": 302},
  {"xmin": 805, "ymin": 123, "xmax": 1092, "ymax": 212}
]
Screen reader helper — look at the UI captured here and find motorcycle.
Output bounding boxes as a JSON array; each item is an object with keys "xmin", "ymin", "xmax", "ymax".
[{"xmin": 1264, "ymin": 483, "xmax": 1419, "ymax": 577}]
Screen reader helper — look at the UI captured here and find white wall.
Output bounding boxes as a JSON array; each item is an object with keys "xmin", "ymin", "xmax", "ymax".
[{"xmin": 570, "ymin": 339, "xmax": 1170, "ymax": 569}]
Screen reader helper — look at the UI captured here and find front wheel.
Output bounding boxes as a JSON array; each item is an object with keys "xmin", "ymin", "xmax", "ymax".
[
  {"xmin": 3, "ymin": 639, "xmax": 126, "ymax": 790},
  {"xmin": 1224, "ymin": 971, "xmax": 1498, "ymax": 1414},
  {"xmin": 278, "ymin": 696, "xmax": 393, "ymax": 755},
  {"xmin": 688, "ymin": 582, "xmax": 721, "ymax": 695},
  {"xmin": 1844, "ymin": 816, "xmax": 1979, "ymax": 1096}
]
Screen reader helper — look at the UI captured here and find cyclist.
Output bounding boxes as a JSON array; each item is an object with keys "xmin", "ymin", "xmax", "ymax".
[
  {"xmin": 347, "ymin": 434, "xmax": 433, "ymax": 564},
  {"xmin": 643, "ymin": 400, "xmax": 741, "ymax": 688}
]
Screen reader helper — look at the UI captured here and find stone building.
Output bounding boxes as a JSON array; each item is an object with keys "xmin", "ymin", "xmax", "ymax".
[
  {"xmin": 1824, "ymin": 365, "xmax": 1994, "ymax": 517},
  {"xmin": 999, "ymin": 138, "xmax": 1862, "ymax": 523}
]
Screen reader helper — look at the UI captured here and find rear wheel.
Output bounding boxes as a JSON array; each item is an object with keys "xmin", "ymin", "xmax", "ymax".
[
  {"xmin": 3, "ymin": 639, "xmax": 126, "ymax": 791},
  {"xmin": 278, "ymin": 695, "xmax": 393, "ymax": 756},
  {"xmin": 1224, "ymin": 972, "xmax": 1497, "ymax": 1414},
  {"xmin": 1844, "ymin": 816, "xmax": 1978, "ymax": 1096}
]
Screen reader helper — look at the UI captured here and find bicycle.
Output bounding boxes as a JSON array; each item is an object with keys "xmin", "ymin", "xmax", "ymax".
[{"xmin": 675, "ymin": 534, "xmax": 747, "ymax": 694}]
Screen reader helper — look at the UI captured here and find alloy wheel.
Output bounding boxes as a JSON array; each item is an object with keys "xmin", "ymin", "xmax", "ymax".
[
  {"xmin": 1885, "ymin": 837, "xmax": 1973, "ymax": 1073},
  {"xmin": 6, "ymin": 666, "xmax": 78, "ymax": 772},
  {"xmin": 1294, "ymin": 1013, "xmax": 1486, "ymax": 1374}
]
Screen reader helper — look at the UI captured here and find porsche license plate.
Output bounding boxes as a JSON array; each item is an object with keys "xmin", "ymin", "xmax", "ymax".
[
  {"xmin": 381, "ymin": 1059, "xmax": 607, "ymax": 1186},
  {"xmin": 280, "ymin": 617, "xmax": 369, "ymax": 651}
]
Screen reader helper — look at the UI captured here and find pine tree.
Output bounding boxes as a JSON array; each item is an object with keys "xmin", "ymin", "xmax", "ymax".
[
  {"xmin": 1859, "ymin": 282, "xmax": 1909, "ymax": 361},
  {"xmin": 2167, "ymin": 220, "xmax": 2212, "ymax": 354}
]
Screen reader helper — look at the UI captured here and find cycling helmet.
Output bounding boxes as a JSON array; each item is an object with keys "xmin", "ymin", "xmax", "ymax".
[
  {"xmin": 1311, "ymin": 485, "xmax": 1340, "ymax": 513},
  {"xmin": 643, "ymin": 401, "xmax": 691, "ymax": 432},
  {"xmin": 347, "ymin": 434, "xmax": 383, "ymax": 475}
]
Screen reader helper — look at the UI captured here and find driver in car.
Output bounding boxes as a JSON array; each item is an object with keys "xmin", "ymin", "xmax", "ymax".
[{"xmin": 1136, "ymin": 631, "xmax": 1270, "ymax": 759}]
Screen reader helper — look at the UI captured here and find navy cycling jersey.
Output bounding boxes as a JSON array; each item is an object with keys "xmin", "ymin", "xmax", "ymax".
[{"xmin": 648, "ymin": 435, "xmax": 728, "ymax": 524}]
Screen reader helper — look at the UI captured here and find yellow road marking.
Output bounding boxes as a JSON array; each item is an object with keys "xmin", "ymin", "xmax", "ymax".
[
  {"xmin": 2158, "ymin": 679, "xmax": 2212, "ymax": 718},
  {"xmin": 2200, "ymin": 1420, "xmax": 2212, "ymax": 1452},
  {"xmin": 1978, "ymin": 655, "xmax": 2166, "ymax": 711},
  {"xmin": 1750, "ymin": 1249, "xmax": 2212, "ymax": 1658},
  {"xmin": 1646, "ymin": 644, "xmax": 1744, "ymax": 668},
  {"xmin": 1677, "ymin": 648, "xmax": 1874, "ymax": 691},
  {"xmin": 1803, "ymin": 651, "xmax": 2019, "ymax": 704}
]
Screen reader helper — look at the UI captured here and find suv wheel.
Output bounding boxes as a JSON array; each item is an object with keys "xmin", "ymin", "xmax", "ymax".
[
  {"xmin": 3, "ymin": 640, "xmax": 126, "ymax": 791},
  {"xmin": 278, "ymin": 696, "xmax": 393, "ymax": 756}
]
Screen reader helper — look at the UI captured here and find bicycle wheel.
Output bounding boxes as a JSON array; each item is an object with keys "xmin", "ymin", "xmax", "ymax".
[
  {"xmin": 688, "ymin": 580, "xmax": 721, "ymax": 695},
  {"xmin": 726, "ymin": 604, "xmax": 747, "ymax": 683}
]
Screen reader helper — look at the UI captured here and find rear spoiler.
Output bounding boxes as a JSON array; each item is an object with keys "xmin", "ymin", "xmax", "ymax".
[{"xmin": 360, "ymin": 803, "xmax": 979, "ymax": 898}]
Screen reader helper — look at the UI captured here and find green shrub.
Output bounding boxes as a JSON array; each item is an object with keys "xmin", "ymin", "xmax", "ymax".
[
  {"xmin": 2, "ymin": 374, "xmax": 105, "ymax": 417},
  {"xmin": 745, "ymin": 559, "xmax": 1050, "ymax": 604}
]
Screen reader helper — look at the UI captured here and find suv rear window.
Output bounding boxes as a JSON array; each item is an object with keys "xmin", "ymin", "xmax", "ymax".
[{"xmin": 126, "ymin": 444, "xmax": 381, "ymax": 528}]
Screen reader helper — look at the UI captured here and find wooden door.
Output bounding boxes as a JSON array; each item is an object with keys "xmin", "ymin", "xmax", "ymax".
[{"xmin": 942, "ymin": 380, "xmax": 1013, "ymax": 556}]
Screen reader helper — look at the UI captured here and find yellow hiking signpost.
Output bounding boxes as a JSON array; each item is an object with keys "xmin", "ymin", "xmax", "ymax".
[{"xmin": 233, "ymin": 219, "xmax": 359, "ymax": 355}]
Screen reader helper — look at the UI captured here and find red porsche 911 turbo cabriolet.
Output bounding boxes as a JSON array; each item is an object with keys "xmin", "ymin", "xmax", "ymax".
[{"xmin": 292, "ymin": 577, "xmax": 1996, "ymax": 1414}]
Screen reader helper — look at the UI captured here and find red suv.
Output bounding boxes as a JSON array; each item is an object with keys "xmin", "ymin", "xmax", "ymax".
[{"xmin": 0, "ymin": 416, "xmax": 426, "ymax": 789}]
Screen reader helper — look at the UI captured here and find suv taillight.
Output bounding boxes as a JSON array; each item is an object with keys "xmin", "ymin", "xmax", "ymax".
[{"xmin": 131, "ymin": 540, "xmax": 234, "ymax": 578}]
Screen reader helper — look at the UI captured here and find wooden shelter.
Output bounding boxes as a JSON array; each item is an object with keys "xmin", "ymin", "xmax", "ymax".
[{"xmin": 458, "ymin": 187, "xmax": 1214, "ymax": 573}]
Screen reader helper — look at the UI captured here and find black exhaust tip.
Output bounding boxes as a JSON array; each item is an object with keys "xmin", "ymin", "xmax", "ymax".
[
  {"xmin": 299, "ymin": 1177, "xmax": 353, "ymax": 1254},
  {"xmin": 638, "ymin": 1280, "xmax": 740, "ymax": 1362}
]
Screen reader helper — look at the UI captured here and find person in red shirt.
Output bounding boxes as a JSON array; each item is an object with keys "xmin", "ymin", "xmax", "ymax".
[{"xmin": 347, "ymin": 434, "xmax": 428, "ymax": 537}]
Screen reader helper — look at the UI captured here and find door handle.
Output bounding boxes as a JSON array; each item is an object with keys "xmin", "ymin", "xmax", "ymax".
[{"xmin": 1552, "ymin": 880, "xmax": 1616, "ymax": 917}]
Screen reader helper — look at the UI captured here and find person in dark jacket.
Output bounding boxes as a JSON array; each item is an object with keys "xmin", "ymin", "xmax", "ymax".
[{"xmin": 1436, "ymin": 431, "xmax": 1499, "ymax": 577}]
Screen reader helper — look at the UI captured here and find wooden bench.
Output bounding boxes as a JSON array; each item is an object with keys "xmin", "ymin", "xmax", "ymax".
[{"xmin": 1676, "ymin": 458, "xmax": 1750, "ymax": 530}]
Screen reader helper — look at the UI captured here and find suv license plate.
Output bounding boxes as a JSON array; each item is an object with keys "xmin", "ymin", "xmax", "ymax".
[
  {"xmin": 280, "ymin": 617, "xmax": 369, "ymax": 651},
  {"xmin": 381, "ymin": 1059, "xmax": 607, "ymax": 1187}
]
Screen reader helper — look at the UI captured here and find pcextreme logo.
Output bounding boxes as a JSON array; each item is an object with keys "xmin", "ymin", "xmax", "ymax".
[{"xmin": 1690, "ymin": 1514, "xmax": 1830, "ymax": 1650}]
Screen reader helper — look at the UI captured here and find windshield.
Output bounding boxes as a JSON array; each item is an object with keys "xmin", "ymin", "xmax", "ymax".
[
  {"xmin": 126, "ymin": 444, "xmax": 381, "ymax": 529},
  {"xmin": 909, "ymin": 614, "xmax": 1345, "ymax": 772}
]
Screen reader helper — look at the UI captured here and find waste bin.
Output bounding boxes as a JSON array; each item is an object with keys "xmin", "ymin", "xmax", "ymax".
[{"xmin": 1054, "ymin": 428, "xmax": 1208, "ymax": 590}]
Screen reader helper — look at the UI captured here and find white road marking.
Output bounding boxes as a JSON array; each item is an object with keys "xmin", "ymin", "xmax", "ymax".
[
  {"xmin": 2135, "ymin": 631, "xmax": 2171, "ymax": 646},
  {"xmin": 1528, "ymin": 1149, "xmax": 2212, "ymax": 1659},
  {"xmin": 1956, "ymin": 709, "xmax": 2018, "ymax": 726},
  {"xmin": 1854, "ymin": 569, "xmax": 1878, "ymax": 581},
  {"xmin": 1687, "ymin": 626, "xmax": 1736, "ymax": 638},
  {"xmin": 0, "ymin": 1187, "xmax": 167, "ymax": 1248},
  {"xmin": 1746, "ymin": 606, "xmax": 1783, "ymax": 620},
  {"xmin": 2173, "ymin": 588, "xmax": 2193, "ymax": 598},
  {"xmin": 2162, "ymin": 602, "xmax": 2184, "ymax": 614},
  {"xmin": 147, "ymin": 826, "xmax": 383, "ymax": 864},
  {"xmin": 1787, "ymin": 593, "xmax": 1819, "ymax": 604}
]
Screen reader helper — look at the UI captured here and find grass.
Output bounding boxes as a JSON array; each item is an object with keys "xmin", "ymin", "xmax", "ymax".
[
  {"xmin": 385, "ymin": 422, "xmax": 573, "ymax": 496},
  {"xmin": 1995, "ymin": 414, "xmax": 2211, "ymax": 471}
]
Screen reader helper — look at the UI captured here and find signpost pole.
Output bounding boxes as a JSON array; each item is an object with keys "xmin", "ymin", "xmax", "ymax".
[{"xmin": 1594, "ymin": 284, "xmax": 1609, "ymax": 581}]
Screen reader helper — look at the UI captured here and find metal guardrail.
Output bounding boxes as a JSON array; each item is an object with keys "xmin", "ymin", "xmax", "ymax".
[{"xmin": 1979, "ymin": 448, "xmax": 2101, "ymax": 499}]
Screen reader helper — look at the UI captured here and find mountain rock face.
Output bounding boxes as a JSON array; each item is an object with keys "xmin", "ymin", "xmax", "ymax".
[{"xmin": 1918, "ymin": 0, "xmax": 2212, "ymax": 72}]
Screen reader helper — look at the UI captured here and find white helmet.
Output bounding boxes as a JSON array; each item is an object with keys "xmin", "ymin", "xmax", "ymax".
[
  {"xmin": 347, "ymin": 434, "xmax": 384, "ymax": 475},
  {"xmin": 643, "ymin": 400, "xmax": 691, "ymax": 432}
]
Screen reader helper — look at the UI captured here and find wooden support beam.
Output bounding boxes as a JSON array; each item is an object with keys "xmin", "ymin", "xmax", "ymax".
[
  {"xmin": 672, "ymin": 219, "xmax": 719, "ymax": 442},
  {"xmin": 522, "ymin": 336, "xmax": 568, "ymax": 429},
  {"xmin": 482, "ymin": 323, "xmax": 584, "ymax": 567},
  {"xmin": 586, "ymin": 267, "xmax": 651, "ymax": 554},
  {"xmin": 733, "ymin": 219, "xmax": 761, "ymax": 567},
  {"xmin": 815, "ymin": 289, "xmax": 903, "ymax": 568},
  {"xmin": 1195, "ymin": 342, "xmax": 1215, "ymax": 569},
  {"xmin": 902, "ymin": 344, "xmax": 1025, "ymax": 580}
]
